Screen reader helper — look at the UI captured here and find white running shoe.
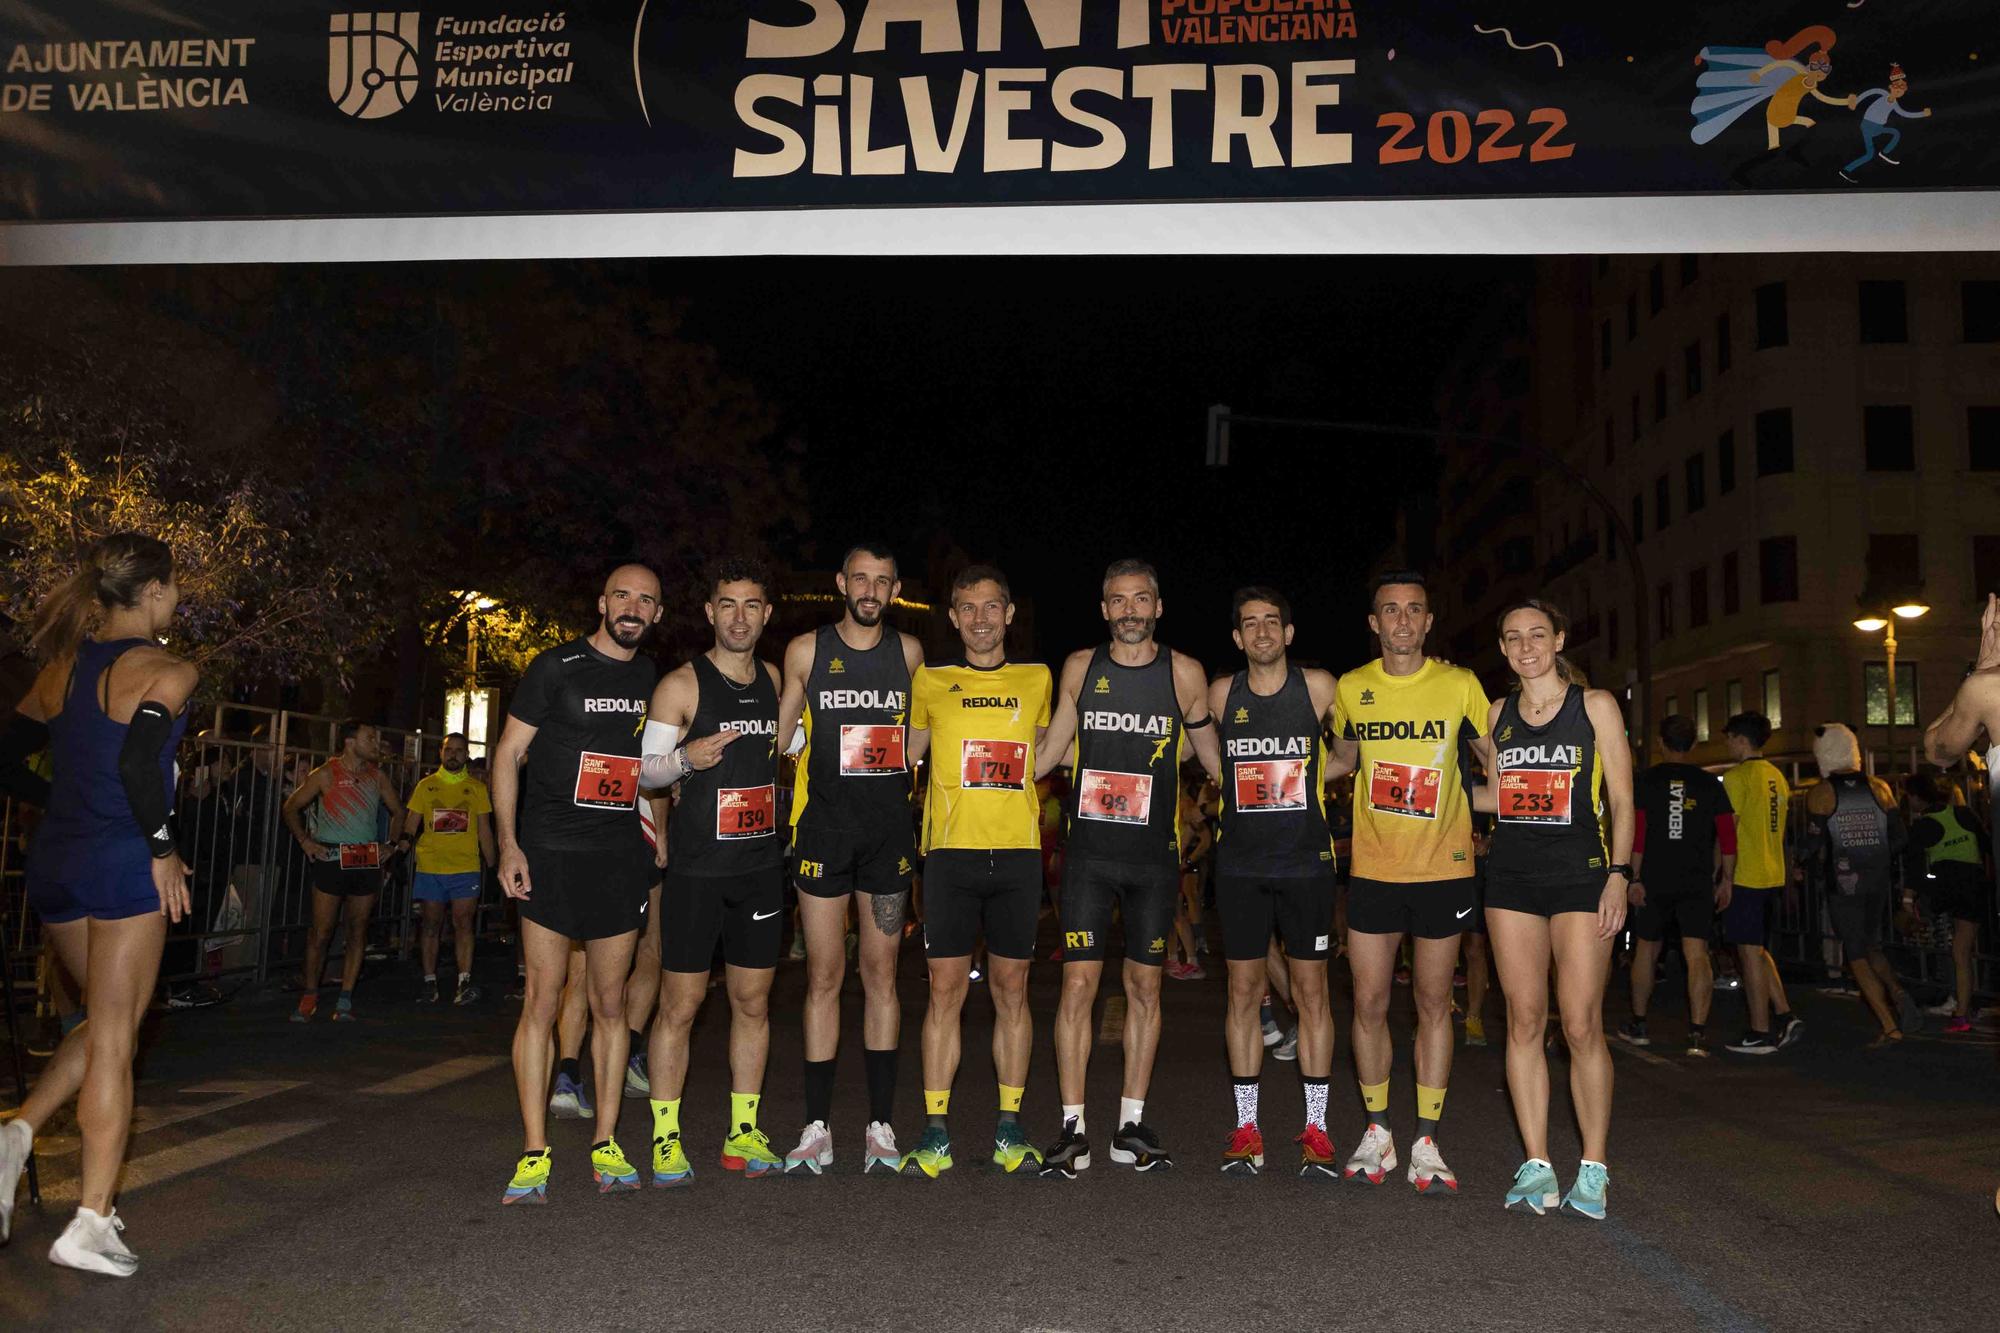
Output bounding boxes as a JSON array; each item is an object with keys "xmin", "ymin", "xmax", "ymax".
[
  {"xmin": 784, "ymin": 1121, "xmax": 834, "ymax": 1176},
  {"xmin": 1342, "ymin": 1123, "xmax": 1397, "ymax": 1184},
  {"xmin": 49, "ymin": 1207, "xmax": 139, "ymax": 1277},
  {"xmin": 863, "ymin": 1121, "xmax": 900, "ymax": 1174},
  {"xmin": 1925, "ymin": 997, "xmax": 1958, "ymax": 1018},
  {"xmin": 1408, "ymin": 1135, "xmax": 1459, "ymax": 1196},
  {"xmin": 0, "ymin": 1119, "xmax": 30, "ymax": 1244}
]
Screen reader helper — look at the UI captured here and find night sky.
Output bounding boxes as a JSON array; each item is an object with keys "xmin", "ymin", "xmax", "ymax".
[{"xmin": 658, "ymin": 255, "xmax": 1521, "ymax": 670}]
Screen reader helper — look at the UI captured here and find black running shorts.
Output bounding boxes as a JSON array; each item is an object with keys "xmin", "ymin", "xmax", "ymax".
[
  {"xmin": 1630, "ymin": 877, "xmax": 1715, "ymax": 943},
  {"xmin": 660, "ymin": 868, "xmax": 784, "ymax": 973},
  {"xmin": 1827, "ymin": 887, "xmax": 1888, "ymax": 957},
  {"xmin": 518, "ymin": 842, "xmax": 654, "ymax": 942},
  {"xmin": 308, "ymin": 854, "xmax": 384, "ymax": 899},
  {"xmin": 1484, "ymin": 870, "xmax": 1606, "ymax": 919},
  {"xmin": 1218, "ymin": 871, "xmax": 1335, "ymax": 962},
  {"xmin": 921, "ymin": 849, "xmax": 1041, "ymax": 961},
  {"xmin": 1058, "ymin": 857, "xmax": 1177, "ymax": 965},
  {"xmin": 792, "ymin": 819, "xmax": 915, "ymax": 900},
  {"xmin": 1347, "ymin": 876, "xmax": 1478, "ymax": 940}
]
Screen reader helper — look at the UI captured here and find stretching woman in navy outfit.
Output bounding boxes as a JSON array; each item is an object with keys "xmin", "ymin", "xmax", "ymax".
[{"xmin": 0, "ymin": 534, "xmax": 195, "ymax": 1276}]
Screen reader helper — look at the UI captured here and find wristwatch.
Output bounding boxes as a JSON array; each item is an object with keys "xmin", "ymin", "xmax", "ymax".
[{"xmin": 1606, "ymin": 863, "xmax": 1634, "ymax": 878}]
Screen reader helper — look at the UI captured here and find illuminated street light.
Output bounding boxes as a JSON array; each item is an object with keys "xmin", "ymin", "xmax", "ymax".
[{"xmin": 1853, "ymin": 597, "xmax": 1927, "ymax": 772}]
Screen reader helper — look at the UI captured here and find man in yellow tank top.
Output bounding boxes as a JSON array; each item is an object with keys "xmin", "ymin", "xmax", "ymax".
[
  {"xmin": 899, "ymin": 566, "xmax": 1052, "ymax": 1179},
  {"xmin": 1718, "ymin": 712, "xmax": 1802, "ymax": 1054}
]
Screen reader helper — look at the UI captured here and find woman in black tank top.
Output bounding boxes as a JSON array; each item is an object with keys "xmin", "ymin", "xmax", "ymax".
[{"xmin": 1473, "ymin": 599, "xmax": 1634, "ymax": 1222}]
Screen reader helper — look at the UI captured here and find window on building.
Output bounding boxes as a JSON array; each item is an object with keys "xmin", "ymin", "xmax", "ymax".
[
  {"xmin": 1865, "ymin": 532, "xmax": 1922, "ymax": 595},
  {"xmin": 1693, "ymin": 687, "xmax": 1711, "ymax": 741},
  {"xmin": 1760, "ymin": 535, "xmax": 1799, "ymax": 603},
  {"xmin": 1970, "ymin": 407, "xmax": 2000, "ymax": 471},
  {"xmin": 1722, "ymin": 550, "xmax": 1741, "ymax": 614},
  {"xmin": 1664, "ymin": 693, "xmax": 1679, "ymax": 721},
  {"xmin": 1650, "ymin": 262, "xmax": 1666, "ymax": 315},
  {"xmin": 1717, "ymin": 428, "xmax": 1737, "ymax": 493},
  {"xmin": 1689, "ymin": 567, "xmax": 1710, "ymax": 627},
  {"xmin": 1858, "ymin": 279, "xmax": 1908, "ymax": 343},
  {"xmin": 1657, "ymin": 582, "xmax": 1673, "ymax": 639},
  {"xmin": 1684, "ymin": 341, "xmax": 1702, "ymax": 398},
  {"xmin": 1654, "ymin": 369, "xmax": 1668, "ymax": 422},
  {"xmin": 1974, "ymin": 536, "xmax": 2000, "ymax": 601},
  {"xmin": 1685, "ymin": 453, "xmax": 1706, "ymax": 513},
  {"xmin": 1632, "ymin": 494, "xmax": 1644, "ymax": 543},
  {"xmin": 1603, "ymin": 415, "xmax": 1615, "ymax": 465},
  {"xmin": 1964, "ymin": 281, "xmax": 2000, "ymax": 343},
  {"xmin": 1680, "ymin": 254, "xmax": 1700, "ymax": 288},
  {"xmin": 1726, "ymin": 679, "xmax": 1744, "ymax": 718},
  {"xmin": 1763, "ymin": 669, "xmax": 1784, "ymax": 727},
  {"xmin": 1755, "ymin": 408, "xmax": 1794, "ymax": 476},
  {"xmin": 1863, "ymin": 405, "xmax": 1916, "ymax": 471},
  {"xmin": 1655, "ymin": 473, "xmax": 1671, "ymax": 529},
  {"xmin": 1627, "ymin": 294, "xmax": 1639, "ymax": 341},
  {"xmin": 1863, "ymin": 663, "xmax": 1918, "ymax": 726},
  {"xmin": 1716, "ymin": 312, "xmax": 1733, "ymax": 372},
  {"xmin": 1755, "ymin": 281, "xmax": 1789, "ymax": 348},
  {"xmin": 1600, "ymin": 320, "xmax": 1612, "ymax": 371}
]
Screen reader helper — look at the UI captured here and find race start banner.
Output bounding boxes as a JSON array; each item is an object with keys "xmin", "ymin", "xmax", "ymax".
[{"xmin": 2, "ymin": 2, "xmax": 1996, "ymax": 255}]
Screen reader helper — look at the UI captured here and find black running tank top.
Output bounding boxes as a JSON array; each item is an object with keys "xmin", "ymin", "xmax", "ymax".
[
  {"xmin": 669, "ymin": 655, "xmax": 782, "ymax": 876},
  {"xmin": 1066, "ymin": 643, "xmax": 1184, "ymax": 867},
  {"xmin": 793, "ymin": 624, "xmax": 912, "ymax": 834},
  {"xmin": 1215, "ymin": 669, "xmax": 1334, "ymax": 878},
  {"xmin": 1487, "ymin": 685, "xmax": 1606, "ymax": 881}
]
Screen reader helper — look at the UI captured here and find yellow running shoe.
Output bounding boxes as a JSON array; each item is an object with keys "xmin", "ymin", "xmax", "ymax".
[
  {"xmin": 591, "ymin": 1138, "xmax": 640, "ymax": 1193},
  {"xmin": 502, "ymin": 1148, "xmax": 551, "ymax": 1205},
  {"xmin": 652, "ymin": 1134, "xmax": 692, "ymax": 1188},
  {"xmin": 991, "ymin": 1121, "xmax": 1041, "ymax": 1174},
  {"xmin": 720, "ymin": 1127, "xmax": 783, "ymax": 1178},
  {"xmin": 902, "ymin": 1125, "xmax": 954, "ymax": 1178}
]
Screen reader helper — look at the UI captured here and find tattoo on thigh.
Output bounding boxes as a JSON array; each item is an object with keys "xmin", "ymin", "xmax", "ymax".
[{"xmin": 870, "ymin": 890, "xmax": 909, "ymax": 937}]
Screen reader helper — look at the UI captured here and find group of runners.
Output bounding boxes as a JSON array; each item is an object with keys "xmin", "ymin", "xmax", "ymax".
[{"xmin": 7, "ymin": 533, "xmax": 2000, "ymax": 1274}]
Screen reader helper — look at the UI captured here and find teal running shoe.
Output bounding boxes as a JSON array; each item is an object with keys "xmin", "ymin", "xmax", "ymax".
[
  {"xmin": 1561, "ymin": 1161, "xmax": 1609, "ymax": 1221},
  {"xmin": 1504, "ymin": 1158, "xmax": 1560, "ymax": 1216},
  {"xmin": 991, "ymin": 1120, "xmax": 1042, "ymax": 1174},
  {"xmin": 901, "ymin": 1125, "xmax": 954, "ymax": 1179}
]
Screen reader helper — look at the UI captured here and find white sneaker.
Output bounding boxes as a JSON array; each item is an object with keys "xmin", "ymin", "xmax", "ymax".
[
  {"xmin": 1407, "ymin": 1135, "xmax": 1459, "ymax": 1196},
  {"xmin": 0, "ymin": 1119, "xmax": 30, "ymax": 1244},
  {"xmin": 784, "ymin": 1121, "xmax": 834, "ymax": 1175},
  {"xmin": 1924, "ymin": 997, "xmax": 1958, "ymax": 1017},
  {"xmin": 49, "ymin": 1207, "xmax": 139, "ymax": 1278},
  {"xmin": 863, "ymin": 1121, "xmax": 900, "ymax": 1174},
  {"xmin": 1342, "ymin": 1123, "xmax": 1397, "ymax": 1184}
]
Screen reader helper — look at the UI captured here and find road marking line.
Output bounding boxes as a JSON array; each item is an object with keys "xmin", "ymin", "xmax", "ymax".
[
  {"xmin": 1609, "ymin": 1042, "xmax": 1676, "ymax": 1070},
  {"xmin": 1098, "ymin": 996, "xmax": 1125, "ymax": 1044},
  {"xmin": 131, "ymin": 1081, "xmax": 306, "ymax": 1136},
  {"xmin": 360, "ymin": 1054, "xmax": 509, "ymax": 1096},
  {"xmin": 45, "ymin": 1120, "xmax": 328, "ymax": 1203}
]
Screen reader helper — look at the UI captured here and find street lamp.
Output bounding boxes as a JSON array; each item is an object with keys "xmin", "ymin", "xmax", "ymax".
[{"xmin": 1852, "ymin": 598, "xmax": 1929, "ymax": 773}]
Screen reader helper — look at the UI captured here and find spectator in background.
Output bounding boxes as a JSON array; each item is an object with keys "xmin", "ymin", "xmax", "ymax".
[
  {"xmin": 404, "ymin": 732, "xmax": 494, "ymax": 1005},
  {"xmin": 1720, "ymin": 713, "xmax": 1804, "ymax": 1055},
  {"xmin": 1905, "ymin": 770, "xmax": 1988, "ymax": 1034}
]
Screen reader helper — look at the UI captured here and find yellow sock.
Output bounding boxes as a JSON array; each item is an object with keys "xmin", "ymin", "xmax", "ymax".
[
  {"xmin": 1417, "ymin": 1083, "xmax": 1446, "ymax": 1123},
  {"xmin": 998, "ymin": 1084, "xmax": 1025, "ymax": 1114},
  {"xmin": 650, "ymin": 1098, "xmax": 680, "ymax": 1138},
  {"xmin": 1361, "ymin": 1079, "xmax": 1389, "ymax": 1114},
  {"xmin": 925, "ymin": 1089, "xmax": 951, "ymax": 1117},
  {"xmin": 729, "ymin": 1090, "xmax": 759, "ymax": 1133}
]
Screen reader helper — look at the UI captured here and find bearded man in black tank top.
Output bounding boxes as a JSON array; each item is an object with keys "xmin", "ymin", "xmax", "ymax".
[
  {"xmin": 638, "ymin": 560, "xmax": 788, "ymax": 1182},
  {"xmin": 773, "ymin": 543, "xmax": 926, "ymax": 1175},
  {"xmin": 1033, "ymin": 558, "xmax": 1221, "ymax": 1175}
]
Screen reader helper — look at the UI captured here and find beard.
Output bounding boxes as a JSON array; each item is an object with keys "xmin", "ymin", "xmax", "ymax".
[
  {"xmin": 846, "ymin": 593, "xmax": 884, "ymax": 627},
  {"xmin": 442, "ymin": 758, "xmax": 465, "ymax": 773},
  {"xmin": 1111, "ymin": 614, "xmax": 1155, "ymax": 644},
  {"xmin": 605, "ymin": 613, "xmax": 649, "ymax": 648}
]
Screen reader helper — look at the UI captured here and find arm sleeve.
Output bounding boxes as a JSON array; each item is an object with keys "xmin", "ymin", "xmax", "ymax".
[
  {"xmin": 119, "ymin": 702, "xmax": 179, "ymax": 858},
  {"xmin": 1715, "ymin": 811, "xmax": 1738, "ymax": 855},
  {"xmin": 508, "ymin": 652, "xmax": 557, "ymax": 727},
  {"xmin": 1633, "ymin": 808, "xmax": 1648, "ymax": 853}
]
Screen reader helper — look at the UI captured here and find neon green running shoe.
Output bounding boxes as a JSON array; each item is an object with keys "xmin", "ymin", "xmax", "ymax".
[
  {"xmin": 591, "ymin": 1138, "xmax": 640, "ymax": 1193},
  {"xmin": 502, "ymin": 1148, "xmax": 551, "ymax": 1205},
  {"xmin": 901, "ymin": 1125, "xmax": 954, "ymax": 1179},
  {"xmin": 652, "ymin": 1134, "xmax": 692, "ymax": 1188},
  {"xmin": 720, "ymin": 1126, "xmax": 783, "ymax": 1178},
  {"xmin": 991, "ymin": 1120, "xmax": 1042, "ymax": 1174}
]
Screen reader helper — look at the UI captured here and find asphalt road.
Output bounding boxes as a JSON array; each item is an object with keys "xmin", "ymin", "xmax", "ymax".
[{"xmin": 3, "ymin": 924, "xmax": 1998, "ymax": 1332}]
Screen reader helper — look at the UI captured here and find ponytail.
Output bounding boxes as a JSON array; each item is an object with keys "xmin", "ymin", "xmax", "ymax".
[{"xmin": 27, "ymin": 532, "xmax": 175, "ymax": 663}]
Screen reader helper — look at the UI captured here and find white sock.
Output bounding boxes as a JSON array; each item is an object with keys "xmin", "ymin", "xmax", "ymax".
[
  {"xmin": 1119, "ymin": 1096, "xmax": 1144, "ymax": 1128},
  {"xmin": 1303, "ymin": 1078, "xmax": 1329, "ymax": 1130},
  {"xmin": 1580, "ymin": 1158, "xmax": 1608, "ymax": 1171},
  {"xmin": 5, "ymin": 1118, "xmax": 30, "ymax": 1153},
  {"xmin": 424, "ymin": 973, "xmax": 436, "ymax": 983},
  {"xmin": 458, "ymin": 972, "xmax": 472, "ymax": 985},
  {"xmin": 1061, "ymin": 1103, "xmax": 1085, "ymax": 1135},
  {"xmin": 1230, "ymin": 1080, "xmax": 1258, "ymax": 1128}
]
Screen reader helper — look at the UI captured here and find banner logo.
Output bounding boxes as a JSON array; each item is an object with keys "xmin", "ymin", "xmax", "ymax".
[{"xmin": 329, "ymin": 12, "xmax": 420, "ymax": 119}]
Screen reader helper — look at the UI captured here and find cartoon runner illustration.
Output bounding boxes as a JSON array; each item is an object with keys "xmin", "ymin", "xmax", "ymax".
[
  {"xmin": 1692, "ymin": 26, "xmax": 1856, "ymax": 184},
  {"xmin": 1840, "ymin": 64, "xmax": 1933, "ymax": 181}
]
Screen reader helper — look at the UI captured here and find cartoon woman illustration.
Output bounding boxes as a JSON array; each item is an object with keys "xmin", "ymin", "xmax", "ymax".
[{"xmin": 1691, "ymin": 25, "xmax": 1856, "ymax": 149}]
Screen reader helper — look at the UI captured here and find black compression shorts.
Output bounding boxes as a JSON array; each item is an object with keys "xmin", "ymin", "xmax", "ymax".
[
  {"xmin": 661, "ymin": 868, "xmax": 784, "ymax": 973},
  {"xmin": 792, "ymin": 819, "xmax": 915, "ymax": 900},
  {"xmin": 1058, "ymin": 857, "xmax": 1177, "ymax": 965}
]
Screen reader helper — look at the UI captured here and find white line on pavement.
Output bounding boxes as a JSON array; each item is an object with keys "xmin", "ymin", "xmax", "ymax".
[
  {"xmin": 1609, "ymin": 1041, "xmax": 1677, "ymax": 1070},
  {"xmin": 360, "ymin": 1054, "xmax": 510, "ymax": 1096},
  {"xmin": 130, "ymin": 1081, "xmax": 307, "ymax": 1136},
  {"xmin": 45, "ymin": 1120, "xmax": 329, "ymax": 1203}
]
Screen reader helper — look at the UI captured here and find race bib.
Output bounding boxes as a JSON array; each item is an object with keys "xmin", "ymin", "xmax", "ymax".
[
  {"xmin": 1234, "ymin": 758, "xmax": 1308, "ymax": 812},
  {"xmin": 573, "ymin": 751, "xmax": 641, "ymax": 810},
  {"xmin": 1367, "ymin": 760, "xmax": 1442, "ymax": 820},
  {"xmin": 839, "ymin": 724, "xmax": 906, "ymax": 776},
  {"xmin": 338, "ymin": 842, "xmax": 381, "ymax": 870},
  {"xmin": 429, "ymin": 807, "xmax": 470, "ymax": 835},
  {"xmin": 1077, "ymin": 768, "xmax": 1154, "ymax": 825},
  {"xmin": 1497, "ymin": 768, "xmax": 1574, "ymax": 824},
  {"xmin": 960, "ymin": 738, "xmax": 1028, "ymax": 791},
  {"xmin": 716, "ymin": 785, "xmax": 777, "ymax": 840}
]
